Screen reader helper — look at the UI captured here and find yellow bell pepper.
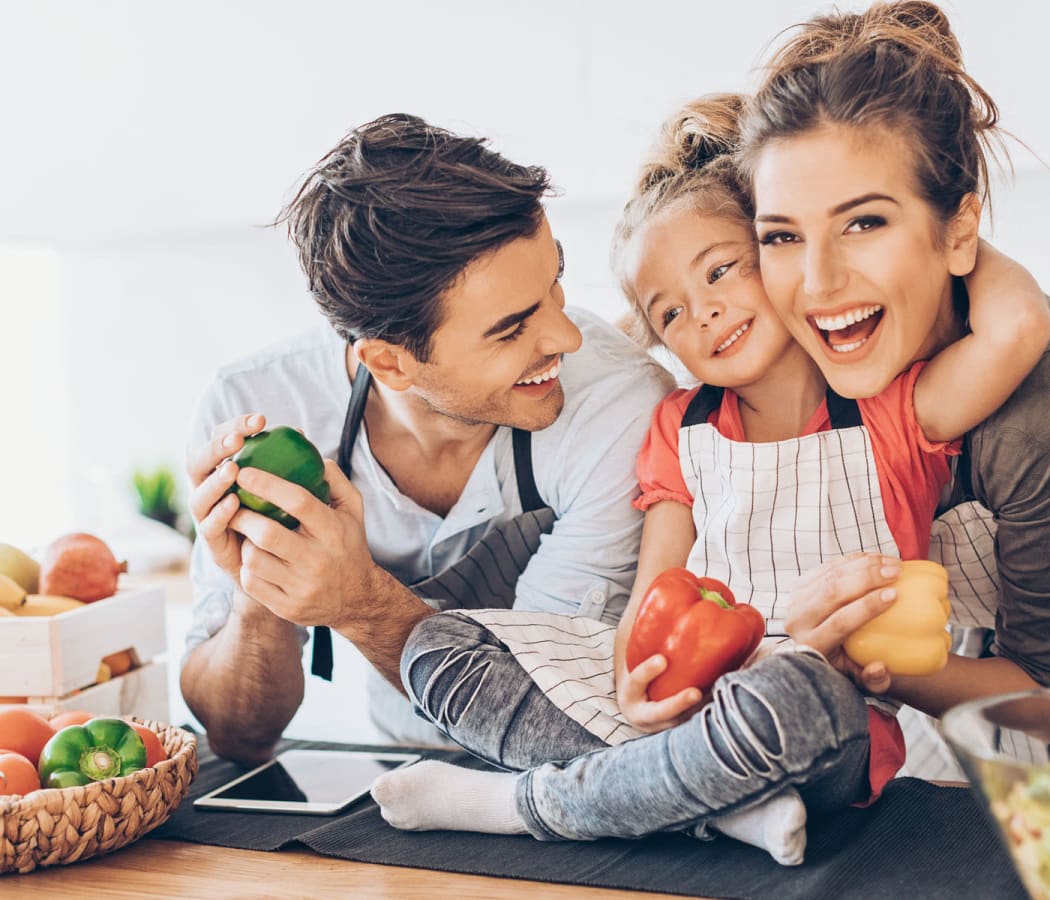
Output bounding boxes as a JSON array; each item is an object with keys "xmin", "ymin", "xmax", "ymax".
[{"xmin": 844, "ymin": 560, "xmax": 952, "ymax": 676}]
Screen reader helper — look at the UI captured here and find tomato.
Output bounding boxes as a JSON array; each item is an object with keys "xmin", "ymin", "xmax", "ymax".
[
  {"xmin": 129, "ymin": 722, "xmax": 167, "ymax": 767},
  {"xmin": 0, "ymin": 708, "xmax": 57, "ymax": 767},
  {"xmin": 49, "ymin": 710, "xmax": 96, "ymax": 730},
  {"xmin": 0, "ymin": 750, "xmax": 41, "ymax": 796}
]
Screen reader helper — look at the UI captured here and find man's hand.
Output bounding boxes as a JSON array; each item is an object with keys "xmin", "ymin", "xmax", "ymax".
[
  {"xmin": 785, "ymin": 552, "xmax": 901, "ymax": 694},
  {"xmin": 616, "ymin": 654, "xmax": 705, "ymax": 733},
  {"xmin": 187, "ymin": 414, "xmax": 267, "ymax": 584},
  {"xmin": 226, "ymin": 458, "xmax": 376, "ymax": 630}
]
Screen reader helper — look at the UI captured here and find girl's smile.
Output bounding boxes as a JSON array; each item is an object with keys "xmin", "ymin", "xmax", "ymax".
[
  {"xmin": 624, "ymin": 206, "xmax": 795, "ymax": 390},
  {"xmin": 711, "ymin": 318, "xmax": 755, "ymax": 358}
]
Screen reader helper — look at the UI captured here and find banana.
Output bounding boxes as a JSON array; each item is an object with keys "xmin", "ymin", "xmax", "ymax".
[
  {"xmin": 0, "ymin": 606, "xmax": 16, "ymax": 617},
  {"xmin": 0, "ymin": 543, "xmax": 40, "ymax": 592},
  {"xmin": 0, "ymin": 573, "xmax": 27, "ymax": 611},
  {"xmin": 13, "ymin": 594, "xmax": 86, "ymax": 616}
]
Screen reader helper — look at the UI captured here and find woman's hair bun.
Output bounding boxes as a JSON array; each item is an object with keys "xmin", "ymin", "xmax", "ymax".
[{"xmin": 768, "ymin": 0, "xmax": 962, "ymax": 80}]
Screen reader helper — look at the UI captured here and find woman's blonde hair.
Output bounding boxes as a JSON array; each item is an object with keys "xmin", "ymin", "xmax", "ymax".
[{"xmin": 613, "ymin": 93, "xmax": 754, "ymax": 346}]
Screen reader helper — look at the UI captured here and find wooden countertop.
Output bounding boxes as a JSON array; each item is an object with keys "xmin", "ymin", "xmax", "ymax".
[{"xmin": 1, "ymin": 838, "xmax": 689, "ymax": 899}]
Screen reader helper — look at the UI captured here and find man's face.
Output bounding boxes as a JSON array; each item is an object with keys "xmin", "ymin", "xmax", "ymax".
[{"xmin": 411, "ymin": 215, "xmax": 583, "ymax": 431}]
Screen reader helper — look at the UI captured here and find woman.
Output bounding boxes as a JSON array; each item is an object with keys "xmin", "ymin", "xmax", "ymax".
[
  {"xmin": 737, "ymin": 0, "xmax": 1050, "ymax": 725},
  {"xmin": 373, "ymin": 0, "xmax": 1050, "ymax": 862}
]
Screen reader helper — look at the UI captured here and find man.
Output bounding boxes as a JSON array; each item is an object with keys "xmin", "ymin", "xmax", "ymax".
[{"xmin": 180, "ymin": 114, "xmax": 672, "ymax": 764}]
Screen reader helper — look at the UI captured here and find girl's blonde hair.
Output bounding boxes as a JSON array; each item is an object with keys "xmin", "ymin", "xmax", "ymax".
[{"xmin": 613, "ymin": 93, "xmax": 754, "ymax": 346}]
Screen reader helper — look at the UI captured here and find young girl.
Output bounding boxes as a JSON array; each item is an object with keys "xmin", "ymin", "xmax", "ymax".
[{"xmin": 373, "ymin": 55, "xmax": 1049, "ymax": 863}]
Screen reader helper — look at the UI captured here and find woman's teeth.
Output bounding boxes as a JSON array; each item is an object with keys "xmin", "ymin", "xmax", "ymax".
[
  {"xmin": 715, "ymin": 322, "xmax": 750, "ymax": 354},
  {"xmin": 813, "ymin": 304, "xmax": 883, "ymax": 332},
  {"xmin": 830, "ymin": 339, "xmax": 866, "ymax": 353},
  {"xmin": 516, "ymin": 362, "xmax": 560, "ymax": 386}
]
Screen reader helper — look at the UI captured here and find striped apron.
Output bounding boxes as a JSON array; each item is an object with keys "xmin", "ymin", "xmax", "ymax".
[
  {"xmin": 311, "ymin": 364, "xmax": 556, "ymax": 744},
  {"xmin": 899, "ymin": 497, "xmax": 1000, "ymax": 779},
  {"xmin": 471, "ymin": 385, "xmax": 1001, "ymax": 777}
]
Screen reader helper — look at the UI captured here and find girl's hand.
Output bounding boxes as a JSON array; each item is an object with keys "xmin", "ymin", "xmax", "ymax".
[
  {"xmin": 616, "ymin": 654, "xmax": 706, "ymax": 732},
  {"xmin": 785, "ymin": 552, "xmax": 901, "ymax": 692}
]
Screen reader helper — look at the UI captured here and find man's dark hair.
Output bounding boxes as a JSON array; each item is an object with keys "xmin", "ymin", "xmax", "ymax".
[{"xmin": 276, "ymin": 113, "xmax": 553, "ymax": 361}]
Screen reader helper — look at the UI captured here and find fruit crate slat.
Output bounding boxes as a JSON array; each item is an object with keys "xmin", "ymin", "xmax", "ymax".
[
  {"xmin": 0, "ymin": 587, "xmax": 166, "ymax": 697},
  {"xmin": 2, "ymin": 661, "xmax": 171, "ymax": 722}
]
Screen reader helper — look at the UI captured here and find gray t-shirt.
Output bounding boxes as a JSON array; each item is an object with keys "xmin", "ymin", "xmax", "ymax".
[
  {"xmin": 184, "ymin": 308, "xmax": 673, "ymax": 738},
  {"xmin": 966, "ymin": 346, "xmax": 1050, "ymax": 686}
]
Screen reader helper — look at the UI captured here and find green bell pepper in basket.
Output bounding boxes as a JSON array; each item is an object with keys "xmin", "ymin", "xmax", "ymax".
[{"xmin": 37, "ymin": 718, "xmax": 147, "ymax": 788}]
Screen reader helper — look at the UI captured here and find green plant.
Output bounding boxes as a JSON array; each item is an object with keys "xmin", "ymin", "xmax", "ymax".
[
  {"xmin": 131, "ymin": 465, "xmax": 197, "ymax": 541},
  {"xmin": 132, "ymin": 465, "xmax": 179, "ymax": 530}
]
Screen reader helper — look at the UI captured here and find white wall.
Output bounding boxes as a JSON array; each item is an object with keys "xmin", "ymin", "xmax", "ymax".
[{"xmin": 2, "ymin": 0, "xmax": 1049, "ymax": 550}]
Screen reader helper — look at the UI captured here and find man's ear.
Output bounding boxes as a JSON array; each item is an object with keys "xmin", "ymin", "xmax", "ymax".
[
  {"xmin": 947, "ymin": 192, "xmax": 981, "ymax": 276},
  {"xmin": 353, "ymin": 338, "xmax": 418, "ymax": 391}
]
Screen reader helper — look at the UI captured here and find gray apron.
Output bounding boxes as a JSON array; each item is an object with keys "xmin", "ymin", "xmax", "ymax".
[{"xmin": 312, "ymin": 363, "xmax": 555, "ymax": 744}]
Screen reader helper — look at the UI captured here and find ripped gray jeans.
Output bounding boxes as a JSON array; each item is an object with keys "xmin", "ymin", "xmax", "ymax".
[{"xmin": 402, "ymin": 611, "xmax": 872, "ymax": 841}]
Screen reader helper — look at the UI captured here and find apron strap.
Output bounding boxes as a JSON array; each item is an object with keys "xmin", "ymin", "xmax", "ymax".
[
  {"xmin": 311, "ymin": 360, "xmax": 374, "ymax": 682},
  {"xmin": 336, "ymin": 363, "xmax": 372, "ymax": 475},
  {"xmin": 512, "ymin": 428, "xmax": 544, "ymax": 513},
  {"xmin": 825, "ymin": 387, "xmax": 862, "ymax": 429},
  {"xmin": 681, "ymin": 384, "xmax": 725, "ymax": 427},
  {"xmin": 312, "ymin": 364, "xmax": 546, "ymax": 680},
  {"xmin": 682, "ymin": 383, "xmax": 862, "ymax": 431}
]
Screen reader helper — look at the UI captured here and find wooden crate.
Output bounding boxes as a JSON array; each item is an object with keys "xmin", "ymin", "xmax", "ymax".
[
  {"xmin": 1, "ymin": 661, "xmax": 170, "ymax": 721},
  {"xmin": 0, "ymin": 586, "xmax": 168, "ymax": 720}
]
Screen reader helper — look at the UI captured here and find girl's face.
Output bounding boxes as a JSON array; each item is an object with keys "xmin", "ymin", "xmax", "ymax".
[
  {"xmin": 626, "ymin": 205, "xmax": 795, "ymax": 389},
  {"xmin": 752, "ymin": 124, "xmax": 974, "ymax": 399}
]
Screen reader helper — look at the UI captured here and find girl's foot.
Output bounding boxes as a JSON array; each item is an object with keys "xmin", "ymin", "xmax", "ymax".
[
  {"xmin": 708, "ymin": 787, "xmax": 807, "ymax": 866},
  {"xmin": 371, "ymin": 759, "xmax": 527, "ymax": 834}
]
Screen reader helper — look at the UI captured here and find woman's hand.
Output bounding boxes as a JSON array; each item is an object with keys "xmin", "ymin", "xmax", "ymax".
[
  {"xmin": 785, "ymin": 552, "xmax": 902, "ymax": 693},
  {"xmin": 616, "ymin": 654, "xmax": 706, "ymax": 733}
]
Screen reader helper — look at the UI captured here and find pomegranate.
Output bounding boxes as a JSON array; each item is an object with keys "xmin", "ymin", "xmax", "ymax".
[{"xmin": 39, "ymin": 533, "xmax": 128, "ymax": 603}]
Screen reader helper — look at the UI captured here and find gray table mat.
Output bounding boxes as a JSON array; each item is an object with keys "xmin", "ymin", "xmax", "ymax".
[{"xmin": 147, "ymin": 734, "xmax": 1028, "ymax": 900}]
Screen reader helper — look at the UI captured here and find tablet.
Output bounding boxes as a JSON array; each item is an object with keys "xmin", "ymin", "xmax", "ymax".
[{"xmin": 193, "ymin": 748, "xmax": 422, "ymax": 815}]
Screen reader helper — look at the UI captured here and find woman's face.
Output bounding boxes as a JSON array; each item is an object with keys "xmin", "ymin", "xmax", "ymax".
[
  {"xmin": 626, "ymin": 205, "xmax": 795, "ymax": 390},
  {"xmin": 751, "ymin": 124, "xmax": 970, "ymax": 399}
]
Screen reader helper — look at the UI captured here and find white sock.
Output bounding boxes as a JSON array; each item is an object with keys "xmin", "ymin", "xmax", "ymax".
[
  {"xmin": 708, "ymin": 787, "xmax": 808, "ymax": 866},
  {"xmin": 371, "ymin": 759, "xmax": 527, "ymax": 835}
]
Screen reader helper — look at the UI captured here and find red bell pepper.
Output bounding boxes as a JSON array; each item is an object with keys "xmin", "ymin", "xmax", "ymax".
[{"xmin": 626, "ymin": 568, "xmax": 765, "ymax": 701}]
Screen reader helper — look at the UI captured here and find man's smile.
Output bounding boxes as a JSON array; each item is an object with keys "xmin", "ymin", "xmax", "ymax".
[{"xmin": 515, "ymin": 358, "xmax": 561, "ymax": 387}]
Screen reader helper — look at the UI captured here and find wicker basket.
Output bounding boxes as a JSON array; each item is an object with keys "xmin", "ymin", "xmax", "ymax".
[{"xmin": 0, "ymin": 719, "xmax": 198, "ymax": 875}]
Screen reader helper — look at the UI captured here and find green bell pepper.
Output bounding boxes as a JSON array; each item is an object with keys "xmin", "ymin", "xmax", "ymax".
[
  {"xmin": 37, "ymin": 718, "xmax": 147, "ymax": 788},
  {"xmin": 227, "ymin": 426, "xmax": 331, "ymax": 529}
]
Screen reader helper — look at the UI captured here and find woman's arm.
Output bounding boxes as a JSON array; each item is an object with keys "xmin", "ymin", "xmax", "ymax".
[
  {"xmin": 889, "ymin": 654, "xmax": 1039, "ymax": 719},
  {"xmin": 914, "ymin": 241, "xmax": 1050, "ymax": 442},
  {"xmin": 612, "ymin": 500, "xmax": 698, "ymax": 731}
]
